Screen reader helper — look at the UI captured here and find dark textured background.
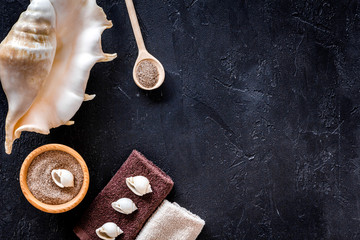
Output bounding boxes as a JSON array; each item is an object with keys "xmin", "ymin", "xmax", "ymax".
[{"xmin": 1, "ymin": 0, "xmax": 360, "ymax": 239}]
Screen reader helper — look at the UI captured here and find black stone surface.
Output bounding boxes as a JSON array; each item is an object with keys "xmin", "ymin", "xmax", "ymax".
[{"xmin": 1, "ymin": 0, "xmax": 360, "ymax": 239}]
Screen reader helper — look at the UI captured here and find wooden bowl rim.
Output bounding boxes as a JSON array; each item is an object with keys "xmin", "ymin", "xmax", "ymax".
[{"xmin": 19, "ymin": 144, "xmax": 90, "ymax": 214}]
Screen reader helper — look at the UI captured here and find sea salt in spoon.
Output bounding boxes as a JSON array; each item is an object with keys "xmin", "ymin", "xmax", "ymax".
[{"xmin": 125, "ymin": 0, "xmax": 165, "ymax": 90}]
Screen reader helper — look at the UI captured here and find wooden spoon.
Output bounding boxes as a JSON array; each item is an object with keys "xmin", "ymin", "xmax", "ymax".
[{"xmin": 125, "ymin": 0, "xmax": 165, "ymax": 90}]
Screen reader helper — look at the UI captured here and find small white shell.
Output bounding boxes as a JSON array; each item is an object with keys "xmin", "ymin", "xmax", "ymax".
[
  {"xmin": 126, "ymin": 176, "xmax": 152, "ymax": 196},
  {"xmin": 111, "ymin": 198, "xmax": 137, "ymax": 215},
  {"xmin": 51, "ymin": 169, "xmax": 74, "ymax": 188},
  {"xmin": 96, "ymin": 222, "xmax": 123, "ymax": 240}
]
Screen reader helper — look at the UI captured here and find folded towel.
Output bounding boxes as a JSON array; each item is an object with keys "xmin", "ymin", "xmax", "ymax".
[
  {"xmin": 136, "ymin": 200, "xmax": 205, "ymax": 240},
  {"xmin": 74, "ymin": 150, "xmax": 174, "ymax": 240}
]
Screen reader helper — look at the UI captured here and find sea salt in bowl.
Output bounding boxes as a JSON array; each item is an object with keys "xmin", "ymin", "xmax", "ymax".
[{"xmin": 20, "ymin": 144, "xmax": 89, "ymax": 213}]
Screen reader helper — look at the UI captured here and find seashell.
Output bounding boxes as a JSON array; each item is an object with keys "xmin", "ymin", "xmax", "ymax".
[
  {"xmin": 111, "ymin": 198, "xmax": 138, "ymax": 215},
  {"xmin": 126, "ymin": 176, "xmax": 152, "ymax": 196},
  {"xmin": 96, "ymin": 222, "xmax": 123, "ymax": 240},
  {"xmin": 51, "ymin": 169, "xmax": 74, "ymax": 188},
  {"xmin": 0, "ymin": 0, "xmax": 117, "ymax": 154},
  {"xmin": 0, "ymin": 0, "xmax": 56, "ymax": 154}
]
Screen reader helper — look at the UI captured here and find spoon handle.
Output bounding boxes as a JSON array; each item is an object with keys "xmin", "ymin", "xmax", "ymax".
[{"xmin": 125, "ymin": 0, "xmax": 146, "ymax": 52}]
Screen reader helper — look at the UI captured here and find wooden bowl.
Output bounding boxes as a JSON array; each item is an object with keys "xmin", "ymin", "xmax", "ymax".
[{"xmin": 19, "ymin": 144, "xmax": 90, "ymax": 213}]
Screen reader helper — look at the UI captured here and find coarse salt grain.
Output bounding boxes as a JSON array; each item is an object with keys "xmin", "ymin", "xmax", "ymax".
[{"xmin": 136, "ymin": 60, "xmax": 159, "ymax": 88}]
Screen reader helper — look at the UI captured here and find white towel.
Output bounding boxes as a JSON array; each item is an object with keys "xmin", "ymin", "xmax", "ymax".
[{"xmin": 136, "ymin": 200, "xmax": 205, "ymax": 240}]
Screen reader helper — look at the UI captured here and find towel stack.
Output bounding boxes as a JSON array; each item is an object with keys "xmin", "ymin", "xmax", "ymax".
[{"xmin": 74, "ymin": 150, "xmax": 205, "ymax": 240}]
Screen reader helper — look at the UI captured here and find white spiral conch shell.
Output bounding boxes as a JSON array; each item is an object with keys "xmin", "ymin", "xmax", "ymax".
[
  {"xmin": 0, "ymin": 0, "xmax": 117, "ymax": 154},
  {"xmin": 51, "ymin": 169, "xmax": 74, "ymax": 188},
  {"xmin": 126, "ymin": 176, "xmax": 152, "ymax": 196},
  {"xmin": 96, "ymin": 222, "xmax": 123, "ymax": 240},
  {"xmin": 111, "ymin": 198, "xmax": 138, "ymax": 215}
]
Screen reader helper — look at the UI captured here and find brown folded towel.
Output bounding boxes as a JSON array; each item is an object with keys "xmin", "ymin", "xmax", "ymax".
[
  {"xmin": 136, "ymin": 200, "xmax": 205, "ymax": 240},
  {"xmin": 74, "ymin": 150, "xmax": 174, "ymax": 240}
]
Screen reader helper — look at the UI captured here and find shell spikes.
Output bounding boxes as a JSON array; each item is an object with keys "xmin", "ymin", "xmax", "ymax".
[{"xmin": 0, "ymin": 0, "xmax": 117, "ymax": 154}]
